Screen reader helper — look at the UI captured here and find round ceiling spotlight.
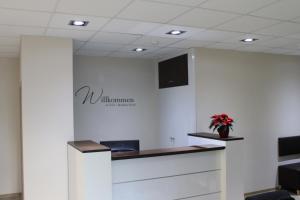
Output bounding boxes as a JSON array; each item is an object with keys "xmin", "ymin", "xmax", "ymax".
[
  {"xmin": 69, "ymin": 20, "xmax": 89, "ymax": 26},
  {"xmin": 166, "ymin": 30, "xmax": 186, "ymax": 35},
  {"xmin": 241, "ymin": 38, "xmax": 258, "ymax": 43},
  {"xmin": 133, "ymin": 48, "xmax": 147, "ymax": 52}
]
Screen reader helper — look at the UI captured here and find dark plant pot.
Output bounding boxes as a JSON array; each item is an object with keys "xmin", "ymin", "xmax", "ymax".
[{"xmin": 217, "ymin": 126, "xmax": 229, "ymax": 138}]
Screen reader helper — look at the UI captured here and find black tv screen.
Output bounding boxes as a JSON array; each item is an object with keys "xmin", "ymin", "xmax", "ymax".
[
  {"xmin": 159, "ymin": 54, "xmax": 188, "ymax": 89},
  {"xmin": 278, "ymin": 136, "xmax": 300, "ymax": 156}
]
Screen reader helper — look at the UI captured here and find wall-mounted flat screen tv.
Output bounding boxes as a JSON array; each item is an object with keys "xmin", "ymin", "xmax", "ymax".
[{"xmin": 158, "ymin": 54, "xmax": 188, "ymax": 89}]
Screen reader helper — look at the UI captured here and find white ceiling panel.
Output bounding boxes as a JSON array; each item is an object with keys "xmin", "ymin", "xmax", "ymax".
[
  {"xmin": 0, "ymin": 37, "xmax": 20, "ymax": 46},
  {"xmin": 82, "ymin": 42, "xmax": 124, "ymax": 51},
  {"xmin": 90, "ymin": 32, "xmax": 141, "ymax": 44},
  {"xmin": 255, "ymin": 22, "xmax": 300, "ymax": 37},
  {"xmin": 207, "ymin": 42, "xmax": 241, "ymax": 50},
  {"xmin": 102, "ymin": 19, "xmax": 161, "ymax": 35},
  {"xmin": 251, "ymin": 0, "xmax": 300, "ymax": 20},
  {"xmin": 117, "ymin": 1, "xmax": 189, "ymax": 23},
  {"xmin": 56, "ymin": 0, "xmax": 132, "ymax": 17},
  {"xmin": 152, "ymin": 47, "xmax": 185, "ymax": 56},
  {"xmin": 77, "ymin": 49, "xmax": 111, "ymax": 56},
  {"xmin": 189, "ymin": 30, "xmax": 242, "ymax": 42},
  {"xmin": 200, "ymin": 0, "xmax": 277, "ymax": 14},
  {"xmin": 170, "ymin": 8, "xmax": 238, "ymax": 28},
  {"xmin": 258, "ymin": 37, "xmax": 300, "ymax": 48},
  {"xmin": 0, "ymin": 0, "xmax": 58, "ymax": 12},
  {"xmin": 133, "ymin": 36, "xmax": 181, "ymax": 47},
  {"xmin": 0, "ymin": 25, "xmax": 45, "ymax": 37},
  {"xmin": 287, "ymin": 33, "xmax": 300, "ymax": 40},
  {"xmin": 169, "ymin": 39, "xmax": 214, "ymax": 48},
  {"xmin": 217, "ymin": 16, "xmax": 278, "ymax": 33},
  {"xmin": 148, "ymin": 25, "xmax": 204, "ymax": 38},
  {"xmin": 49, "ymin": 14, "xmax": 109, "ymax": 31},
  {"xmin": 46, "ymin": 28, "xmax": 95, "ymax": 41},
  {"xmin": 0, "ymin": 8, "xmax": 51, "ymax": 27},
  {"xmin": 144, "ymin": 0, "xmax": 207, "ymax": 6},
  {"xmin": 119, "ymin": 44, "xmax": 160, "ymax": 53},
  {"xmin": 109, "ymin": 51, "xmax": 147, "ymax": 58}
]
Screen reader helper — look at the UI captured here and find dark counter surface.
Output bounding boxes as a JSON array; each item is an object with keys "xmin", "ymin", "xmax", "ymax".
[
  {"xmin": 68, "ymin": 140, "xmax": 110, "ymax": 153},
  {"xmin": 188, "ymin": 132, "xmax": 244, "ymax": 141},
  {"xmin": 111, "ymin": 145, "xmax": 225, "ymax": 160}
]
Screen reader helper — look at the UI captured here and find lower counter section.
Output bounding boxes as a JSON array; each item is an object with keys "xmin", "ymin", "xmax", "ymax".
[
  {"xmin": 112, "ymin": 151, "xmax": 221, "ymax": 200},
  {"xmin": 113, "ymin": 171, "xmax": 220, "ymax": 200}
]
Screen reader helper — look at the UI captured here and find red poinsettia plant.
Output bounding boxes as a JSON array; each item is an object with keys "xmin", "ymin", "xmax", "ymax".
[{"xmin": 209, "ymin": 114, "xmax": 234, "ymax": 133}]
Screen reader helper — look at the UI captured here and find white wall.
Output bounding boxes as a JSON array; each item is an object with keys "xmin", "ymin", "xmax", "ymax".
[
  {"xmin": 74, "ymin": 56, "xmax": 158, "ymax": 150},
  {"xmin": 156, "ymin": 50, "xmax": 197, "ymax": 148},
  {"xmin": 21, "ymin": 36, "xmax": 74, "ymax": 200},
  {"xmin": 0, "ymin": 58, "xmax": 21, "ymax": 195},
  {"xmin": 195, "ymin": 48, "xmax": 300, "ymax": 193}
]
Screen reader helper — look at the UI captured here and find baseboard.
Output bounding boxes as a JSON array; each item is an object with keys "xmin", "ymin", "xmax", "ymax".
[{"xmin": 0, "ymin": 193, "xmax": 21, "ymax": 199}]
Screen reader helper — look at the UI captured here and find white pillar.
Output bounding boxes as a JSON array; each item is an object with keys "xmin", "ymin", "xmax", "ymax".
[{"xmin": 21, "ymin": 36, "xmax": 74, "ymax": 200}]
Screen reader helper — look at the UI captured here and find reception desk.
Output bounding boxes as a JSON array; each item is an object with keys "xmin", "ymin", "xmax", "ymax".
[{"xmin": 68, "ymin": 135, "xmax": 243, "ymax": 200}]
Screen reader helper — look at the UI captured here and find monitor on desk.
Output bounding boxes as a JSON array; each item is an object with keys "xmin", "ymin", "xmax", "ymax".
[{"xmin": 100, "ymin": 140, "xmax": 140, "ymax": 153}]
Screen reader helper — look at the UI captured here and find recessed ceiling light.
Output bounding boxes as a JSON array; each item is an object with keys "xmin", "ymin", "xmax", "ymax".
[
  {"xmin": 166, "ymin": 30, "xmax": 186, "ymax": 35},
  {"xmin": 69, "ymin": 20, "xmax": 89, "ymax": 26},
  {"xmin": 133, "ymin": 48, "xmax": 147, "ymax": 52},
  {"xmin": 241, "ymin": 38, "xmax": 258, "ymax": 43}
]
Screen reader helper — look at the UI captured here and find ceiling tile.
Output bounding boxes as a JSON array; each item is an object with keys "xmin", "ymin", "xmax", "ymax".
[
  {"xmin": 258, "ymin": 37, "xmax": 300, "ymax": 48},
  {"xmin": 170, "ymin": 8, "xmax": 238, "ymax": 28},
  {"xmin": 189, "ymin": 30, "xmax": 242, "ymax": 42},
  {"xmin": 0, "ymin": 25, "xmax": 45, "ymax": 37},
  {"xmin": 133, "ymin": 36, "xmax": 181, "ymax": 47},
  {"xmin": 119, "ymin": 44, "xmax": 161, "ymax": 53},
  {"xmin": 46, "ymin": 28, "xmax": 95, "ymax": 41},
  {"xmin": 102, "ymin": 19, "xmax": 161, "ymax": 35},
  {"xmin": 82, "ymin": 42, "xmax": 125, "ymax": 51},
  {"xmin": 255, "ymin": 22, "xmax": 300, "ymax": 37},
  {"xmin": 0, "ymin": 0, "xmax": 57, "ymax": 12},
  {"xmin": 109, "ymin": 51, "xmax": 147, "ymax": 58},
  {"xmin": 147, "ymin": 24, "xmax": 204, "ymax": 38},
  {"xmin": 76, "ymin": 49, "xmax": 111, "ymax": 56},
  {"xmin": 292, "ymin": 16, "xmax": 300, "ymax": 23},
  {"xmin": 118, "ymin": 1, "xmax": 189, "ymax": 23},
  {"xmin": 49, "ymin": 14, "xmax": 109, "ymax": 31},
  {"xmin": 56, "ymin": 0, "xmax": 132, "ymax": 17},
  {"xmin": 224, "ymin": 33, "xmax": 275, "ymax": 45},
  {"xmin": 207, "ymin": 42, "xmax": 241, "ymax": 50},
  {"xmin": 251, "ymin": 0, "xmax": 300, "ymax": 20},
  {"xmin": 287, "ymin": 33, "xmax": 300, "ymax": 40},
  {"xmin": 152, "ymin": 47, "xmax": 185, "ymax": 56},
  {"xmin": 200, "ymin": 0, "xmax": 277, "ymax": 14},
  {"xmin": 217, "ymin": 16, "xmax": 278, "ymax": 33},
  {"xmin": 90, "ymin": 32, "xmax": 141, "ymax": 44},
  {"xmin": 169, "ymin": 39, "xmax": 214, "ymax": 48},
  {"xmin": 0, "ymin": 8, "xmax": 51, "ymax": 27},
  {"xmin": 0, "ymin": 37, "xmax": 20, "ymax": 46},
  {"xmin": 144, "ymin": 0, "xmax": 207, "ymax": 6}
]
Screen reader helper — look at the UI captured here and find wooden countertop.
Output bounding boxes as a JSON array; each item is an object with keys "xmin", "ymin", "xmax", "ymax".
[
  {"xmin": 68, "ymin": 140, "xmax": 110, "ymax": 153},
  {"xmin": 188, "ymin": 132, "xmax": 244, "ymax": 141},
  {"xmin": 111, "ymin": 145, "xmax": 225, "ymax": 160}
]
